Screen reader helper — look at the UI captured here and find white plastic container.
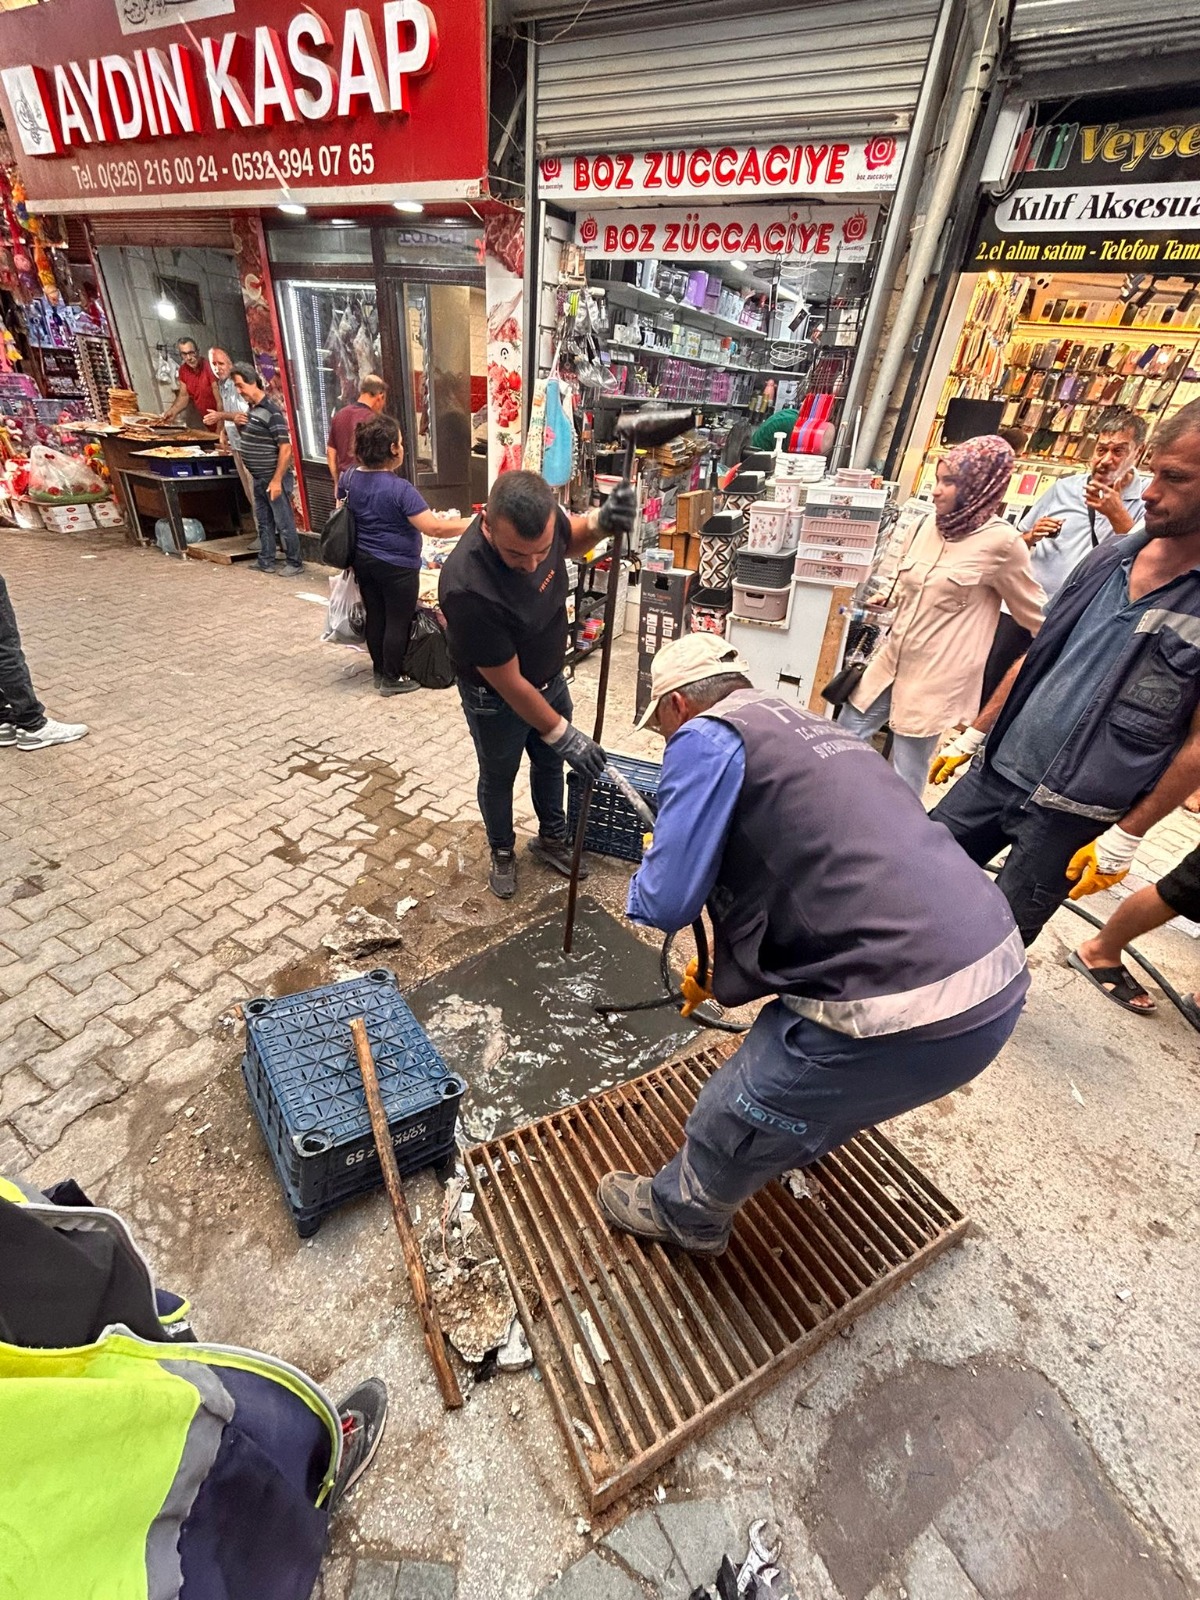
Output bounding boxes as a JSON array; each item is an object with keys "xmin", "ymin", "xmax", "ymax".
[
  {"xmin": 803, "ymin": 484, "xmax": 889, "ymax": 513},
  {"xmin": 732, "ymin": 580, "xmax": 791, "ymax": 622},
  {"xmin": 746, "ymin": 500, "xmax": 794, "ymax": 556},
  {"xmin": 795, "ymin": 541, "xmax": 873, "ymax": 568},
  {"xmin": 794, "ymin": 552, "xmax": 869, "ymax": 586},
  {"xmin": 772, "ymin": 479, "xmax": 807, "ymax": 510}
]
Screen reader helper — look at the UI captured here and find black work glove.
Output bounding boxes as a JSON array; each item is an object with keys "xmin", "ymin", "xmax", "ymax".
[
  {"xmin": 597, "ymin": 481, "xmax": 637, "ymax": 537},
  {"xmin": 546, "ymin": 722, "xmax": 607, "ymax": 780}
]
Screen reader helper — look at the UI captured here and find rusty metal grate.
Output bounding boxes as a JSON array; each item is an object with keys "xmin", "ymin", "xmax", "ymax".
[{"xmin": 465, "ymin": 1043, "xmax": 969, "ymax": 1512}]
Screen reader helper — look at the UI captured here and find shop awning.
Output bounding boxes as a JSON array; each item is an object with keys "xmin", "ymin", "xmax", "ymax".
[
  {"xmin": 1007, "ymin": 0, "xmax": 1200, "ymax": 95},
  {"xmin": 530, "ymin": 0, "xmax": 943, "ymax": 155}
]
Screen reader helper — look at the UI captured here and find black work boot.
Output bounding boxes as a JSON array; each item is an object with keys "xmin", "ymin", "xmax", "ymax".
[
  {"xmin": 528, "ymin": 834, "xmax": 589, "ymax": 879},
  {"xmin": 488, "ymin": 849, "xmax": 517, "ymax": 899}
]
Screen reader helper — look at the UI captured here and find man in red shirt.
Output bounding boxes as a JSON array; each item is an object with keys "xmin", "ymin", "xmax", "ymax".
[
  {"xmin": 159, "ymin": 337, "xmax": 219, "ymax": 428},
  {"xmin": 326, "ymin": 376, "xmax": 388, "ymax": 483}
]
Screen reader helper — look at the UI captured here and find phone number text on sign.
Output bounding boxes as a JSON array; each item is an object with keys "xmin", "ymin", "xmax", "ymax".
[
  {"xmin": 68, "ymin": 142, "xmax": 377, "ymax": 195},
  {"xmin": 576, "ymin": 204, "xmax": 878, "ymax": 263}
]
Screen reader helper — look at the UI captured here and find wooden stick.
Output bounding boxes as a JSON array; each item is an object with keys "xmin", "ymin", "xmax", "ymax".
[{"xmin": 349, "ymin": 1016, "xmax": 463, "ymax": 1410}]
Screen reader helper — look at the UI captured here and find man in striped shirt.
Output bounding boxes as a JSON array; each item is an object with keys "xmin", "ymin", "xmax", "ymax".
[{"xmin": 231, "ymin": 364, "xmax": 304, "ymax": 575}]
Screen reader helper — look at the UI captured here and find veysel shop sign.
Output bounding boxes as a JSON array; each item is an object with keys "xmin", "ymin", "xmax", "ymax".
[
  {"xmin": 972, "ymin": 107, "xmax": 1200, "ymax": 269},
  {"xmin": 0, "ymin": 0, "xmax": 487, "ymax": 210}
]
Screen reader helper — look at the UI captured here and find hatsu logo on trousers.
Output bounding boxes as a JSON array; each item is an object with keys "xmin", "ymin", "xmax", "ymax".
[{"xmin": 1, "ymin": 0, "xmax": 437, "ymax": 158}]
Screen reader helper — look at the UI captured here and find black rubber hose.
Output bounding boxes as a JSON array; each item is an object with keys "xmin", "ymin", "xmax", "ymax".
[
  {"xmin": 1004, "ymin": 875, "xmax": 1197, "ymax": 1023},
  {"xmin": 595, "ymin": 926, "xmax": 748, "ymax": 1034}
]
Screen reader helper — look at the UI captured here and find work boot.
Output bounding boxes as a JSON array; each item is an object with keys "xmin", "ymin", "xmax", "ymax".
[
  {"xmin": 488, "ymin": 849, "xmax": 517, "ymax": 899},
  {"xmin": 596, "ymin": 1172, "xmax": 728, "ymax": 1257},
  {"xmin": 331, "ymin": 1377, "xmax": 388, "ymax": 1507},
  {"xmin": 528, "ymin": 833, "xmax": 589, "ymax": 880},
  {"xmin": 16, "ymin": 717, "xmax": 89, "ymax": 751}
]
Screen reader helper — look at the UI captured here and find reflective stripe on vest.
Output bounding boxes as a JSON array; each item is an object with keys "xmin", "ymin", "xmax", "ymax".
[
  {"xmin": 1135, "ymin": 607, "xmax": 1200, "ymax": 647},
  {"xmin": 782, "ymin": 925, "xmax": 1026, "ymax": 1038}
]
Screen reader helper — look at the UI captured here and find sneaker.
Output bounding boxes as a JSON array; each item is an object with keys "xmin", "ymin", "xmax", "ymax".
[
  {"xmin": 0, "ymin": 723, "xmax": 15, "ymax": 746},
  {"xmin": 280, "ymin": 563, "xmax": 306, "ymax": 576},
  {"xmin": 488, "ymin": 848, "xmax": 517, "ymax": 899},
  {"xmin": 254, "ymin": 561, "xmax": 276, "ymax": 573},
  {"xmin": 596, "ymin": 1172, "xmax": 728, "ymax": 1256},
  {"xmin": 379, "ymin": 676, "xmax": 420, "ymax": 696},
  {"xmin": 528, "ymin": 834, "xmax": 589, "ymax": 880},
  {"xmin": 331, "ymin": 1377, "xmax": 388, "ymax": 1508},
  {"xmin": 16, "ymin": 717, "xmax": 89, "ymax": 752}
]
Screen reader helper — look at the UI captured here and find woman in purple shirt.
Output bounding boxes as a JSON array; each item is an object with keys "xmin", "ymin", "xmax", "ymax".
[{"xmin": 341, "ymin": 414, "xmax": 467, "ymax": 695}]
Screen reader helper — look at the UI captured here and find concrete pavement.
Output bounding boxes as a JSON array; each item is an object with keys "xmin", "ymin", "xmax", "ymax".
[{"xmin": 1, "ymin": 524, "xmax": 1198, "ymax": 1600}]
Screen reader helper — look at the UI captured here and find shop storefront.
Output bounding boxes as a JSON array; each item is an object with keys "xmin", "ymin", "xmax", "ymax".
[
  {"xmin": 899, "ymin": 95, "xmax": 1200, "ymax": 512},
  {"xmin": 0, "ymin": 0, "xmax": 513, "ymax": 543}
]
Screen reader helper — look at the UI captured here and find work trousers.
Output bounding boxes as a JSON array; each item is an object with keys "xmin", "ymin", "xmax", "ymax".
[
  {"xmin": 652, "ymin": 990, "xmax": 1025, "ymax": 1249},
  {"xmin": 0, "ymin": 575, "xmax": 45, "ymax": 732},
  {"xmin": 929, "ymin": 760, "xmax": 1103, "ymax": 945},
  {"xmin": 252, "ymin": 471, "xmax": 302, "ymax": 569},
  {"xmin": 352, "ymin": 555, "xmax": 420, "ymax": 681},
  {"xmin": 457, "ymin": 672, "xmax": 572, "ymax": 853},
  {"xmin": 837, "ymin": 685, "xmax": 940, "ymax": 796}
]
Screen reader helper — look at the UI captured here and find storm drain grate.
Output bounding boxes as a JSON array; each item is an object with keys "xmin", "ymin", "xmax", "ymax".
[{"xmin": 465, "ymin": 1043, "xmax": 969, "ymax": 1511}]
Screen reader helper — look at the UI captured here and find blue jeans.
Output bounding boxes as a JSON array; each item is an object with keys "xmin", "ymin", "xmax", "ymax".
[
  {"xmin": 251, "ymin": 471, "xmax": 302, "ymax": 569},
  {"xmin": 652, "ymin": 989, "xmax": 1025, "ymax": 1247},
  {"xmin": 837, "ymin": 685, "xmax": 940, "ymax": 796},
  {"xmin": 929, "ymin": 759, "xmax": 1105, "ymax": 946},
  {"xmin": 457, "ymin": 673, "xmax": 573, "ymax": 853}
]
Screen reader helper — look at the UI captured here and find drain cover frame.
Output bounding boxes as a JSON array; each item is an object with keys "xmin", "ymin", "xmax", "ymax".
[{"xmin": 465, "ymin": 1043, "xmax": 969, "ymax": 1511}]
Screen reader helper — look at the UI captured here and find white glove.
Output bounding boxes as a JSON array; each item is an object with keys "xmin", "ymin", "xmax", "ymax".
[
  {"xmin": 1091, "ymin": 824, "xmax": 1142, "ymax": 875},
  {"xmin": 929, "ymin": 725, "xmax": 984, "ymax": 785}
]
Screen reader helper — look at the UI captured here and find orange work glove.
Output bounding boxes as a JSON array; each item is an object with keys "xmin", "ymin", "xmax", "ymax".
[
  {"xmin": 929, "ymin": 726, "xmax": 984, "ymax": 785},
  {"xmin": 679, "ymin": 956, "xmax": 714, "ymax": 1018},
  {"xmin": 1065, "ymin": 824, "xmax": 1140, "ymax": 900}
]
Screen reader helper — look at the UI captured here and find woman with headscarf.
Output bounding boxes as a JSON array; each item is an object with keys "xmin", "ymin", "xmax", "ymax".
[{"xmin": 839, "ymin": 435, "xmax": 1047, "ymax": 794}]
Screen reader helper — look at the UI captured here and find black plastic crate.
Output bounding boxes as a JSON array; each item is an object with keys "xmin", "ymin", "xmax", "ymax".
[
  {"xmin": 242, "ymin": 970, "xmax": 465, "ymax": 1230},
  {"xmin": 567, "ymin": 753, "xmax": 661, "ymax": 863},
  {"xmin": 736, "ymin": 549, "xmax": 796, "ymax": 589}
]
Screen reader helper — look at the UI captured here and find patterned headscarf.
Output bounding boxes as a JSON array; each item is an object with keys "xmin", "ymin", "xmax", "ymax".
[{"xmin": 936, "ymin": 435, "xmax": 1015, "ymax": 542}]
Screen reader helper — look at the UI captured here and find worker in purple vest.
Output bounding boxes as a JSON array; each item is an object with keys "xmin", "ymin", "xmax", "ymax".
[{"xmin": 596, "ymin": 635, "xmax": 1029, "ymax": 1257}]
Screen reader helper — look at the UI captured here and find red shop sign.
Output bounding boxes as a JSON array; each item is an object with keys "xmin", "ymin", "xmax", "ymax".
[{"xmin": 0, "ymin": 0, "xmax": 487, "ymax": 212}]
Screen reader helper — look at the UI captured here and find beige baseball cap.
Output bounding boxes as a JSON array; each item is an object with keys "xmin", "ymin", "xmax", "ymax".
[{"xmin": 635, "ymin": 634, "xmax": 751, "ymax": 730}]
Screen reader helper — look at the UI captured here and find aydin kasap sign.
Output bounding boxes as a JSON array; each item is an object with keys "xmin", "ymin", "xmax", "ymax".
[{"xmin": 0, "ymin": 0, "xmax": 487, "ymax": 209}]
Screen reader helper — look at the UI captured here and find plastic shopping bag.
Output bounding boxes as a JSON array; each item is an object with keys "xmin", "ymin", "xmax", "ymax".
[
  {"xmin": 322, "ymin": 568, "xmax": 366, "ymax": 646},
  {"xmin": 541, "ymin": 378, "xmax": 574, "ymax": 487},
  {"xmin": 27, "ymin": 445, "xmax": 107, "ymax": 502}
]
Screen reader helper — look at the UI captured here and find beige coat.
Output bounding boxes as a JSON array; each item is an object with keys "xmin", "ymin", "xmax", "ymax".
[{"xmin": 850, "ymin": 512, "xmax": 1046, "ymax": 738}]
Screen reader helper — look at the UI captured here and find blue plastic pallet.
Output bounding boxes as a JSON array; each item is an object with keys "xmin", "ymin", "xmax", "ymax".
[
  {"xmin": 567, "ymin": 753, "xmax": 661, "ymax": 863},
  {"xmin": 242, "ymin": 969, "xmax": 465, "ymax": 1233}
]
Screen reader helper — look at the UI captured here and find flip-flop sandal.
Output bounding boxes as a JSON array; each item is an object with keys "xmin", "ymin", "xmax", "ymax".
[
  {"xmin": 1067, "ymin": 951, "xmax": 1156, "ymax": 1013},
  {"xmin": 1177, "ymin": 993, "xmax": 1200, "ymax": 1033}
]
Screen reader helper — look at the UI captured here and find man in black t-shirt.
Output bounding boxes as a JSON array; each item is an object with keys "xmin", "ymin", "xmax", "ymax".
[{"xmin": 439, "ymin": 470, "xmax": 636, "ymax": 898}]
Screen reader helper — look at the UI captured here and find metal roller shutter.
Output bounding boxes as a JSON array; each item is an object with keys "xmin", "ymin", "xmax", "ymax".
[
  {"xmin": 87, "ymin": 212, "xmax": 235, "ymax": 251},
  {"xmin": 1007, "ymin": 0, "xmax": 1200, "ymax": 93},
  {"xmin": 533, "ymin": 0, "xmax": 942, "ymax": 154}
]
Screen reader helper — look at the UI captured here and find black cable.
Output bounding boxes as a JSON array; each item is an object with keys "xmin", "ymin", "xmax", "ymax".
[
  {"xmin": 981, "ymin": 864, "xmax": 1197, "ymax": 1024},
  {"xmin": 595, "ymin": 927, "xmax": 749, "ymax": 1034}
]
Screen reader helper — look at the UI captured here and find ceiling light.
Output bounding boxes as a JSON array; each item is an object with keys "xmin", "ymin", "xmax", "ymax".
[
  {"xmin": 154, "ymin": 297, "xmax": 176, "ymax": 320},
  {"xmin": 393, "ymin": 198, "xmax": 425, "ymax": 215},
  {"xmin": 728, "ymin": 257, "xmax": 747, "ymax": 271},
  {"xmin": 277, "ymin": 200, "xmax": 307, "ymax": 217},
  {"xmin": 329, "ymin": 218, "xmax": 355, "ymax": 228}
]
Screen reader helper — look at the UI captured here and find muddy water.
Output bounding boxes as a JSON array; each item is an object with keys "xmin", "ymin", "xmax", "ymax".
[{"xmin": 408, "ymin": 898, "xmax": 696, "ymax": 1142}]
